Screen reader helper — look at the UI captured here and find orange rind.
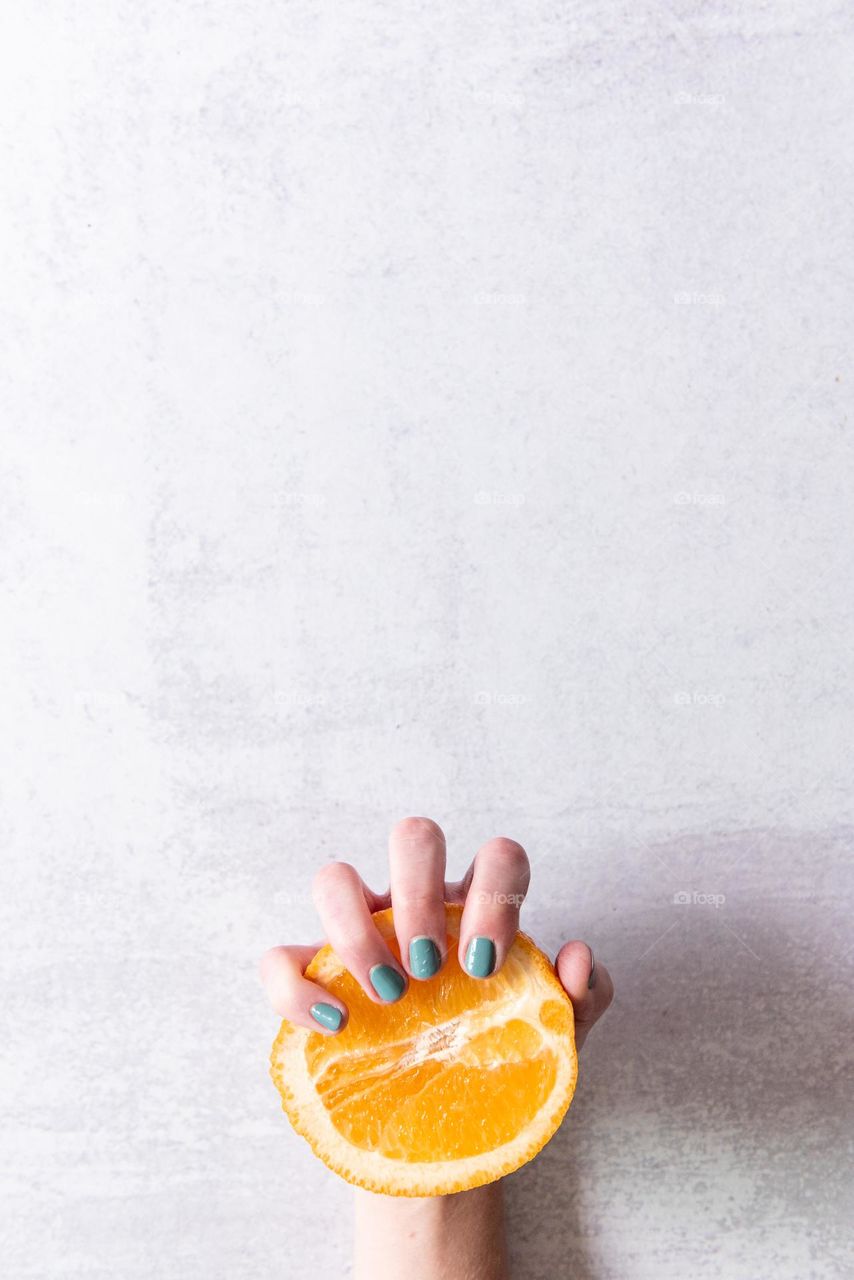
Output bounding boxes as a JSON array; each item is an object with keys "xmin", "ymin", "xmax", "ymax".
[{"xmin": 270, "ymin": 904, "xmax": 577, "ymax": 1195}]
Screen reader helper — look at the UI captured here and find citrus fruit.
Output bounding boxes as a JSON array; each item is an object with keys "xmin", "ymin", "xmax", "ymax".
[{"xmin": 269, "ymin": 903, "xmax": 577, "ymax": 1196}]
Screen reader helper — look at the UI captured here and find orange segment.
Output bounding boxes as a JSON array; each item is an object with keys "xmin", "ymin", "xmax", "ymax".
[{"xmin": 269, "ymin": 903, "xmax": 577, "ymax": 1196}]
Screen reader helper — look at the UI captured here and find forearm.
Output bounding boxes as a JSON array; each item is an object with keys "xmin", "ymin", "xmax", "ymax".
[{"xmin": 354, "ymin": 1182, "xmax": 509, "ymax": 1280}]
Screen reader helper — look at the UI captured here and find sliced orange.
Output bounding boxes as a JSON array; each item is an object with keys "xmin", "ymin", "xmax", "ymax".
[{"xmin": 269, "ymin": 903, "xmax": 577, "ymax": 1196}]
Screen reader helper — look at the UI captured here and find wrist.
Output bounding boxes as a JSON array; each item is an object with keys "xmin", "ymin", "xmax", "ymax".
[{"xmin": 354, "ymin": 1182, "xmax": 508, "ymax": 1280}]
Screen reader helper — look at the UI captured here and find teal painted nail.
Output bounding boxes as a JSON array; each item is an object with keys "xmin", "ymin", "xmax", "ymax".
[
  {"xmin": 465, "ymin": 936, "xmax": 496, "ymax": 978},
  {"xmin": 587, "ymin": 949, "xmax": 597, "ymax": 990},
  {"xmin": 310, "ymin": 1002, "xmax": 343, "ymax": 1032},
  {"xmin": 369, "ymin": 963, "xmax": 406, "ymax": 1002},
  {"xmin": 409, "ymin": 936, "xmax": 441, "ymax": 979}
]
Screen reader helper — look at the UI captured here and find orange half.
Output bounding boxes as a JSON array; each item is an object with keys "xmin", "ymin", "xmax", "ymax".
[{"xmin": 269, "ymin": 904, "xmax": 577, "ymax": 1195}]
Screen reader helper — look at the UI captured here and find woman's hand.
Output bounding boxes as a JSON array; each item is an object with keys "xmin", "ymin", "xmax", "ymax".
[
  {"xmin": 260, "ymin": 815, "xmax": 613, "ymax": 1043},
  {"xmin": 260, "ymin": 816, "xmax": 614, "ymax": 1280}
]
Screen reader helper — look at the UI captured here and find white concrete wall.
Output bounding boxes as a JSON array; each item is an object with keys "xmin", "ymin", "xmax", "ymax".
[{"xmin": 2, "ymin": 2, "xmax": 852, "ymax": 1277}]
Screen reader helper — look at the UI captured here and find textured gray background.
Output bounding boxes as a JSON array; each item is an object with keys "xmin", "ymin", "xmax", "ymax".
[{"xmin": 2, "ymin": 2, "xmax": 853, "ymax": 1277}]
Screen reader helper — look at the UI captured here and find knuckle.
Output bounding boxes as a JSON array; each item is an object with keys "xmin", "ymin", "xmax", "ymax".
[
  {"xmin": 393, "ymin": 815, "xmax": 445, "ymax": 845},
  {"xmin": 394, "ymin": 888, "xmax": 442, "ymax": 912},
  {"xmin": 259, "ymin": 946, "xmax": 284, "ymax": 984},
  {"xmin": 481, "ymin": 837, "xmax": 530, "ymax": 883},
  {"xmin": 258, "ymin": 950, "xmax": 296, "ymax": 1011},
  {"xmin": 260, "ymin": 944, "xmax": 302, "ymax": 981},
  {"xmin": 312, "ymin": 860, "xmax": 359, "ymax": 903},
  {"xmin": 343, "ymin": 925, "xmax": 381, "ymax": 957}
]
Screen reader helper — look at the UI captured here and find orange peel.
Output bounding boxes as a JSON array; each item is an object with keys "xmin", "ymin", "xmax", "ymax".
[{"xmin": 270, "ymin": 903, "xmax": 577, "ymax": 1196}]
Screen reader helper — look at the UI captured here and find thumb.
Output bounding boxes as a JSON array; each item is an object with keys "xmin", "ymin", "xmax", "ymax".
[{"xmin": 555, "ymin": 940, "xmax": 614, "ymax": 1051}]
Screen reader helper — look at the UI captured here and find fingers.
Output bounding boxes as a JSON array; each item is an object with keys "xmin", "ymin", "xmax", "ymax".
[
  {"xmin": 388, "ymin": 816, "xmax": 448, "ymax": 980},
  {"xmin": 555, "ymin": 941, "xmax": 614, "ymax": 1051},
  {"xmin": 259, "ymin": 943, "xmax": 349, "ymax": 1035},
  {"xmin": 457, "ymin": 837, "xmax": 531, "ymax": 978},
  {"xmin": 312, "ymin": 861, "xmax": 409, "ymax": 1004},
  {"xmin": 265, "ymin": 828, "xmax": 613, "ymax": 1065}
]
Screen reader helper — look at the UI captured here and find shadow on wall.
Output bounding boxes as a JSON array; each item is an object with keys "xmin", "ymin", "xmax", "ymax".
[{"xmin": 504, "ymin": 828, "xmax": 853, "ymax": 1280}]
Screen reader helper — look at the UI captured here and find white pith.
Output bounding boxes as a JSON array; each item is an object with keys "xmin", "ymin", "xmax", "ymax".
[{"xmin": 270, "ymin": 909, "xmax": 578, "ymax": 1196}]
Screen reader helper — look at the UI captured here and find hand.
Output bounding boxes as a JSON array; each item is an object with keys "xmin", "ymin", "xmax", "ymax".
[
  {"xmin": 261, "ymin": 817, "xmax": 614, "ymax": 1280},
  {"xmin": 260, "ymin": 816, "xmax": 613, "ymax": 1050}
]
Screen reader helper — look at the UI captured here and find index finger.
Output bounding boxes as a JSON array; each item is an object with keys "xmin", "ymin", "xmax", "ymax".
[{"xmin": 457, "ymin": 837, "xmax": 531, "ymax": 978}]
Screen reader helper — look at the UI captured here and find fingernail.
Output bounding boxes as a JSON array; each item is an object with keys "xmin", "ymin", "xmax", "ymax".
[
  {"xmin": 310, "ymin": 1002, "xmax": 343, "ymax": 1032},
  {"xmin": 588, "ymin": 949, "xmax": 597, "ymax": 990},
  {"xmin": 409, "ymin": 937, "xmax": 441, "ymax": 979},
  {"xmin": 464, "ymin": 936, "xmax": 496, "ymax": 978},
  {"xmin": 369, "ymin": 963, "xmax": 406, "ymax": 1002}
]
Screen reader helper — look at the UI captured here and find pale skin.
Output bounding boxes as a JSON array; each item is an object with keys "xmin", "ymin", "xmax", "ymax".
[{"xmin": 260, "ymin": 817, "xmax": 614, "ymax": 1280}]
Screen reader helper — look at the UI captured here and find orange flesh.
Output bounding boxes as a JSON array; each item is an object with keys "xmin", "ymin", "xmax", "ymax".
[
  {"xmin": 270, "ymin": 904, "xmax": 578, "ymax": 1196},
  {"xmin": 304, "ymin": 934, "xmax": 565, "ymax": 1162}
]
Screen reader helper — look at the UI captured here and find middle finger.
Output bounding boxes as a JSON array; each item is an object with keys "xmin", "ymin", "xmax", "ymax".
[{"xmin": 389, "ymin": 816, "xmax": 448, "ymax": 980}]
